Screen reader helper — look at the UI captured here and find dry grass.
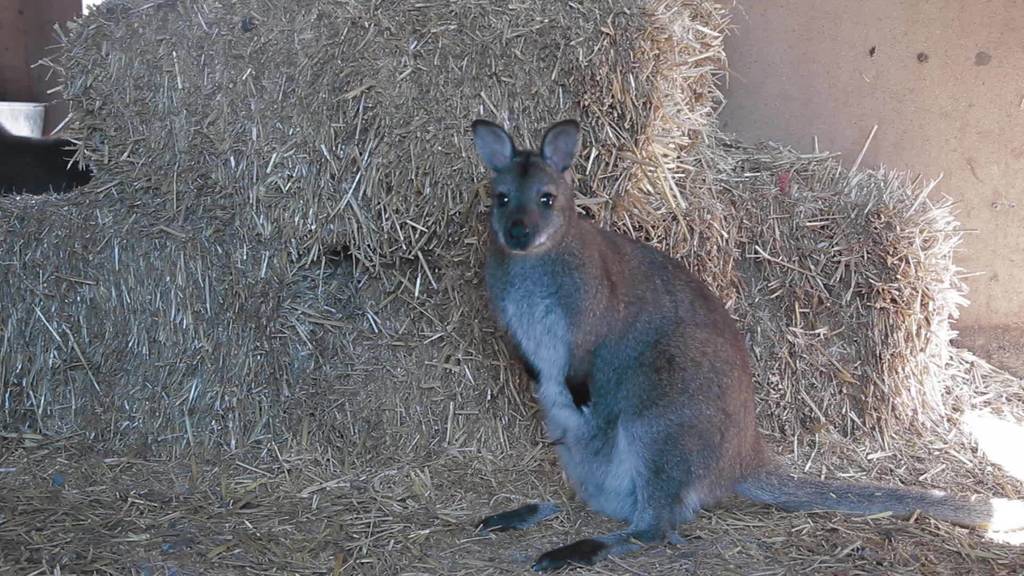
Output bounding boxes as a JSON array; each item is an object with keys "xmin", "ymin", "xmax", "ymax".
[{"xmin": 2, "ymin": 0, "xmax": 1023, "ymax": 574}]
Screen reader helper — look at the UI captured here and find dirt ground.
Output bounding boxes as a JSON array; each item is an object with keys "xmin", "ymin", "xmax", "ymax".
[
  {"xmin": 957, "ymin": 323, "xmax": 1024, "ymax": 377},
  {"xmin": 719, "ymin": 0, "xmax": 1024, "ymax": 369}
]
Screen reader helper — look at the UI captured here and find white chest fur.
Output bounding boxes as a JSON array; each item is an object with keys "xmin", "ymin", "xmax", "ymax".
[
  {"xmin": 492, "ymin": 263, "xmax": 640, "ymax": 522},
  {"xmin": 498, "ymin": 280, "xmax": 584, "ymax": 440}
]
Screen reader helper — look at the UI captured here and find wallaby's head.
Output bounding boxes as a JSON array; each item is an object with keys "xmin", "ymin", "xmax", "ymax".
[{"xmin": 471, "ymin": 119, "xmax": 580, "ymax": 253}]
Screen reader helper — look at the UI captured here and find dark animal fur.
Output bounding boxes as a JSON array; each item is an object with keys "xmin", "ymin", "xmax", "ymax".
[{"xmin": 0, "ymin": 123, "xmax": 93, "ymax": 196}]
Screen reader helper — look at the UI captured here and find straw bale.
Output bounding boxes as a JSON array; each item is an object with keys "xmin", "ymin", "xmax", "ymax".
[
  {"xmin": 0, "ymin": 193, "xmax": 298, "ymax": 444},
  {"xmin": 613, "ymin": 136, "xmax": 973, "ymax": 439},
  {"xmin": 54, "ymin": 0, "xmax": 722, "ymax": 274},
  {"xmin": 3, "ymin": 0, "xmax": 725, "ymax": 444}
]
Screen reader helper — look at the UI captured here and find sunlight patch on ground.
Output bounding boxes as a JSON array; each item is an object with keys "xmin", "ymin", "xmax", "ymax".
[
  {"xmin": 964, "ymin": 410, "xmax": 1024, "ymax": 542},
  {"xmin": 965, "ymin": 410, "xmax": 1024, "ymax": 483}
]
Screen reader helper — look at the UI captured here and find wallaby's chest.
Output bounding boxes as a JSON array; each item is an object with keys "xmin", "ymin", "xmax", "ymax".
[
  {"xmin": 488, "ymin": 256, "xmax": 640, "ymax": 520},
  {"xmin": 495, "ymin": 272, "xmax": 570, "ymax": 380}
]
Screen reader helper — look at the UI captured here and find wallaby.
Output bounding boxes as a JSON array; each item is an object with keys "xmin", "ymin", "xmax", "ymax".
[
  {"xmin": 0, "ymin": 123, "xmax": 93, "ymax": 196},
  {"xmin": 470, "ymin": 118, "xmax": 1024, "ymax": 572}
]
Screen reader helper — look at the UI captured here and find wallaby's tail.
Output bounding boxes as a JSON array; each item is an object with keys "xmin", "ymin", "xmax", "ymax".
[{"xmin": 736, "ymin": 469, "xmax": 1024, "ymax": 532}]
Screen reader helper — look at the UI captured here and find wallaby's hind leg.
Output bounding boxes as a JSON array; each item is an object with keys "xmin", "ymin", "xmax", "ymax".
[
  {"xmin": 532, "ymin": 424, "xmax": 697, "ymax": 571},
  {"xmin": 531, "ymin": 504, "xmax": 695, "ymax": 573},
  {"xmin": 477, "ymin": 502, "xmax": 561, "ymax": 533},
  {"xmin": 531, "ymin": 513, "xmax": 693, "ymax": 571},
  {"xmin": 532, "ymin": 526, "xmax": 665, "ymax": 572}
]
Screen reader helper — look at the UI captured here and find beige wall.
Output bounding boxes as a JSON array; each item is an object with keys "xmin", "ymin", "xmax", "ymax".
[
  {"xmin": 719, "ymin": 0, "xmax": 1024, "ymax": 332},
  {"xmin": 0, "ymin": 2, "xmax": 33, "ymax": 102},
  {"xmin": 0, "ymin": 0, "xmax": 82, "ymax": 134}
]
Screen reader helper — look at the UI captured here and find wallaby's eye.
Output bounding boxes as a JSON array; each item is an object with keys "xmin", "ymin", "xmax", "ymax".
[
  {"xmin": 495, "ymin": 193, "xmax": 510, "ymax": 207},
  {"xmin": 540, "ymin": 193, "xmax": 555, "ymax": 208}
]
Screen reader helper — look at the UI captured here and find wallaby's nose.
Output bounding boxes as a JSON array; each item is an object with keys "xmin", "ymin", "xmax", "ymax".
[{"xmin": 507, "ymin": 219, "xmax": 530, "ymax": 244}]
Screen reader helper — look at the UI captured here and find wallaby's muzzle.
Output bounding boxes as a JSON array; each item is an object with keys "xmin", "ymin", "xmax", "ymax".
[{"xmin": 505, "ymin": 218, "xmax": 532, "ymax": 251}]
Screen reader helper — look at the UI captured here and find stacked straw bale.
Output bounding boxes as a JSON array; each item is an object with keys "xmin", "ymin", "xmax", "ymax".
[
  {"xmin": 619, "ymin": 137, "xmax": 972, "ymax": 440},
  {"xmin": 0, "ymin": 0, "xmax": 995, "ymax": 463},
  {"xmin": 2, "ymin": 0, "xmax": 726, "ymax": 451},
  {"xmin": 56, "ymin": 0, "xmax": 721, "ymax": 271}
]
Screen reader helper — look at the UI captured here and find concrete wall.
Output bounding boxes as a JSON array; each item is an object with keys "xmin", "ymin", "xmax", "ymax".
[
  {"xmin": 720, "ymin": 0, "xmax": 1024, "ymax": 341},
  {"xmin": 0, "ymin": 0, "xmax": 82, "ymax": 134}
]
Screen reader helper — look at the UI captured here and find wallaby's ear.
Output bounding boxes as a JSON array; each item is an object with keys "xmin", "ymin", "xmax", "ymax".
[
  {"xmin": 471, "ymin": 119, "xmax": 515, "ymax": 172},
  {"xmin": 540, "ymin": 119, "xmax": 580, "ymax": 172}
]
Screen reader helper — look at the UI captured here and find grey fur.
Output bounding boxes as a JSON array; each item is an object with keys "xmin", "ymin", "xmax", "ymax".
[
  {"xmin": 736, "ymin": 471, "xmax": 1000, "ymax": 528},
  {"xmin": 470, "ymin": 120, "xmax": 515, "ymax": 172},
  {"xmin": 0, "ymin": 123, "xmax": 93, "ymax": 196},
  {"xmin": 470, "ymin": 119, "xmax": 1024, "ymax": 571}
]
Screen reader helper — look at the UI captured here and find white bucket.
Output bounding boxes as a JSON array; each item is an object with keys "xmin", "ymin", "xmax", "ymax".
[{"xmin": 0, "ymin": 101, "xmax": 46, "ymax": 138}]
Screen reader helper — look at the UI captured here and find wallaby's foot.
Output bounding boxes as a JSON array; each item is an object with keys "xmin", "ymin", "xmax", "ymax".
[
  {"xmin": 532, "ymin": 527, "xmax": 671, "ymax": 572},
  {"xmin": 477, "ymin": 502, "xmax": 560, "ymax": 533},
  {"xmin": 532, "ymin": 538, "xmax": 606, "ymax": 572}
]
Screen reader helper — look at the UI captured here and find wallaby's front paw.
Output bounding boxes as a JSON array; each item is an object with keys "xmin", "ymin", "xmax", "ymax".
[
  {"xmin": 477, "ymin": 502, "xmax": 560, "ymax": 533},
  {"xmin": 531, "ymin": 538, "xmax": 607, "ymax": 572},
  {"xmin": 476, "ymin": 510, "xmax": 521, "ymax": 533}
]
